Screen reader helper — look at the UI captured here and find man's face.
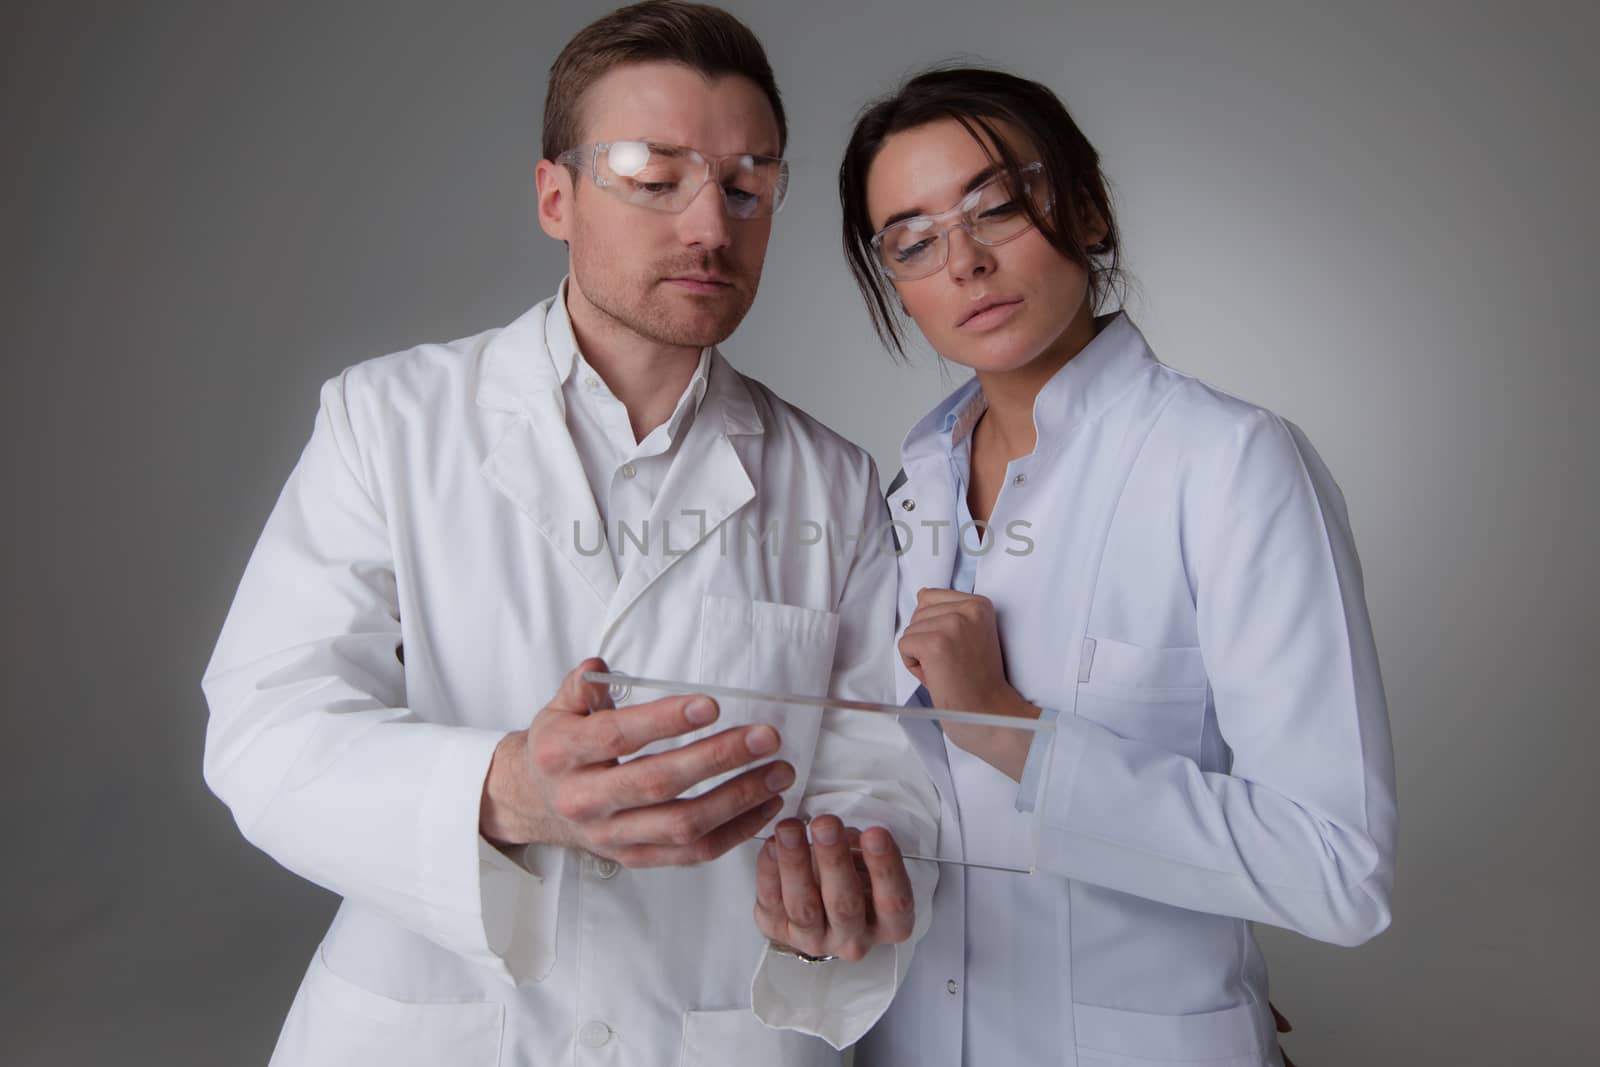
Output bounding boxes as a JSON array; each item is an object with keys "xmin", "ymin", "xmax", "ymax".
[{"xmin": 545, "ymin": 61, "xmax": 781, "ymax": 350}]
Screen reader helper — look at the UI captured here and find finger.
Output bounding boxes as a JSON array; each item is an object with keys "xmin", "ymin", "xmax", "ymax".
[
  {"xmin": 774, "ymin": 819, "xmax": 826, "ymax": 952},
  {"xmin": 905, "ymin": 599, "xmax": 987, "ymax": 626},
  {"xmin": 915, "ymin": 587, "xmax": 983, "ymax": 608},
  {"xmin": 617, "ymin": 795, "xmax": 784, "ymax": 870},
  {"xmin": 860, "ymin": 827, "xmax": 916, "ymax": 945},
  {"xmin": 753, "ymin": 836, "xmax": 787, "ymax": 936},
  {"xmin": 582, "ymin": 719, "xmax": 781, "ymax": 809},
  {"xmin": 811, "ymin": 816, "xmax": 868, "ymax": 957},
  {"xmin": 899, "ymin": 616, "xmax": 965, "ymax": 641},
  {"xmin": 562, "ymin": 693, "xmax": 731, "ymax": 767},
  {"xmin": 597, "ymin": 758, "xmax": 795, "ymax": 842},
  {"xmin": 897, "ymin": 634, "xmax": 932, "ymax": 675}
]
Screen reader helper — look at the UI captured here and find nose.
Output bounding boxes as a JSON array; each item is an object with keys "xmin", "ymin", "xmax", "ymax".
[
  {"xmin": 675, "ymin": 179, "xmax": 732, "ymax": 250},
  {"xmin": 944, "ymin": 226, "xmax": 994, "ymax": 282}
]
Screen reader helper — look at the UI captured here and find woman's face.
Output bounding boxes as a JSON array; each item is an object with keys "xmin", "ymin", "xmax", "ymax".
[{"xmin": 865, "ymin": 119, "xmax": 1102, "ymax": 374}]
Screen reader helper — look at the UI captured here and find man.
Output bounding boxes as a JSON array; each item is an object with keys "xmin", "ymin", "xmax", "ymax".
[{"xmin": 200, "ymin": 3, "xmax": 938, "ymax": 1063}]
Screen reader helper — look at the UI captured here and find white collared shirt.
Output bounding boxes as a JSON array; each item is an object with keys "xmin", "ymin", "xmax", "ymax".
[{"xmin": 546, "ymin": 281, "xmax": 711, "ymax": 575}]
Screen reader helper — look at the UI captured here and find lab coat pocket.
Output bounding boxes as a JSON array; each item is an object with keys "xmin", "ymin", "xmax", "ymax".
[
  {"xmin": 678, "ymin": 1008, "xmax": 841, "ymax": 1067},
  {"xmin": 688, "ymin": 595, "xmax": 841, "ymax": 805},
  {"xmin": 1074, "ymin": 1000, "xmax": 1266, "ymax": 1066},
  {"xmin": 270, "ymin": 947, "xmax": 504, "ymax": 1067},
  {"xmin": 1074, "ymin": 637, "xmax": 1208, "ymax": 762}
]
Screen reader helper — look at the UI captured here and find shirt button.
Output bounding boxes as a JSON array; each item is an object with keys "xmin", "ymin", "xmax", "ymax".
[
  {"xmin": 946, "ymin": 978, "xmax": 960, "ymax": 995},
  {"xmin": 1013, "ymin": 473, "xmax": 1027, "ymax": 486},
  {"xmin": 578, "ymin": 1020, "xmax": 613, "ymax": 1048},
  {"xmin": 620, "ymin": 463, "xmax": 637, "ymax": 479},
  {"xmin": 585, "ymin": 376, "xmax": 600, "ymax": 390},
  {"xmin": 594, "ymin": 857, "xmax": 620, "ymax": 879}
]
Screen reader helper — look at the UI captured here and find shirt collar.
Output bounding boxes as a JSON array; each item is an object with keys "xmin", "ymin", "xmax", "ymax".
[
  {"xmin": 548, "ymin": 275, "xmax": 713, "ymax": 437},
  {"xmin": 941, "ymin": 387, "xmax": 989, "ymax": 449}
]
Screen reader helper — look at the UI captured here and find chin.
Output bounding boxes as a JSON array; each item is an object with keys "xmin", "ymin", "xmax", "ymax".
[{"xmin": 941, "ymin": 336, "xmax": 1045, "ymax": 374}]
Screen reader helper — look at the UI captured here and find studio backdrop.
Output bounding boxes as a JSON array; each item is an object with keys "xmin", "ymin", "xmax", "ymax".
[{"xmin": 5, "ymin": 2, "xmax": 1596, "ymax": 1064}]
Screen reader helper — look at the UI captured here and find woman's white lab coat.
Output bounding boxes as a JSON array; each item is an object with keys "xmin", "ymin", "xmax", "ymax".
[
  {"xmin": 855, "ymin": 314, "xmax": 1396, "ymax": 1067},
  {"xmin": 200, "ymin": 294, "xmax": 938, "ymax": 1067}
]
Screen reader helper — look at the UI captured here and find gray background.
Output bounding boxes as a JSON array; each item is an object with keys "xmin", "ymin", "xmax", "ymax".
[{"xmin": 6, "ymin": 1, "xmax": 1596, "ymax": 1063}]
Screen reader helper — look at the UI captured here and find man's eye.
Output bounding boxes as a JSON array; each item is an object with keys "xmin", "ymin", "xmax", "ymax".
[
  {"xmin": 724, "ymin": 185, "xmax": 759, "ymax": 204},
  {"xmin": 631, "ymin": 179, "xmax": 679, "ymax": 195}
]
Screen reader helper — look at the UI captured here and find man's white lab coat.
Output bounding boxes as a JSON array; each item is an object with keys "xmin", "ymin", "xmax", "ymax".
[
  {"xmin": 856, "ymin": 314, "xmax": 1396, "ymax": 1067},
  {"xmin": 201, "ymin": 294, "xmax": 939, "ymax": 1066}
]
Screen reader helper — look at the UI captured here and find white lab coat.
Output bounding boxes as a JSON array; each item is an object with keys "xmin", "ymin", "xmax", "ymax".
[
  {"xmin": 856, "ymin": 314, "xmax": 1396, "ymax": 1067},
  {"xmin": 201, "ymin": 293, "xmax": 939, "ymax": 1067}
]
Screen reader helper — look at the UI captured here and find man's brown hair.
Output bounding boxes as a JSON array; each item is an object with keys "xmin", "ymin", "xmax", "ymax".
[{"xmin": 542, "ymin": 1, "xmax": 788, "ymax": 162}]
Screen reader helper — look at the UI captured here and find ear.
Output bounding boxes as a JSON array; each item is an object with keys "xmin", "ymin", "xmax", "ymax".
[{"xmin": 535, "ymin": 159, "xmax": 574, "ymax": 242}]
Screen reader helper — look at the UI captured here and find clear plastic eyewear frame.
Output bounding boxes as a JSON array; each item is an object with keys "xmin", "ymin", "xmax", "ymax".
[
  {"xmin": 870, "ymin": 161, "xmax": 1050, "ymax": 280},
  {"xmin": 555, "ymin": 140, "xmax": 790, "ymax": 220}
]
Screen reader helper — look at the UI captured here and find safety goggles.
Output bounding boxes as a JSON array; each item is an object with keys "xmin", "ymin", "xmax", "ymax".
[
  {"xmin": 556, "ymin": 141, "xmax": 790, "ymax": 220},
  {"xmin": 870, "ymin": 161, "xmax": 1051, "ymax": 280}
]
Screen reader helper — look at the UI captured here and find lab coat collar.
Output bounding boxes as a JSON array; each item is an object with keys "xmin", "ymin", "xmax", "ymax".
[
  {"xmin": 476, "ymin": 284, "xmax": 754, "ymax": 435},
  {"xmin": 476, "ymin": 288, "xmax": 764, "ymax": 631},
  {"xmin": 899, "ymin": 311, "xmax": 1153, "ymax": 466},
  {"xmin": 599, "ymin": 354, "xmax": 760, "ymax": 641}
]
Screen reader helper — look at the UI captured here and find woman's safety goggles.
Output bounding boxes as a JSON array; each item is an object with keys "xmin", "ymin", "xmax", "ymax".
[
  {"xmin": 870, "ymin": 161, "xmax": 1051, "ymax": 280},
  {"xmin": 555, "ymin": 141, "xmax": 790, "ymax": 220}
]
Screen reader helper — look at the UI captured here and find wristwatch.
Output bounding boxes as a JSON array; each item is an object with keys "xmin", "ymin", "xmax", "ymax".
[{"xmin": 767, "ymin": 938, "xmax": 839, "ymax": 964}]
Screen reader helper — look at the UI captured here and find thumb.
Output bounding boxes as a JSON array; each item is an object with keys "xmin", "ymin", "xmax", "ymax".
[{"xmin": 554, "ymin": 656, "xmax": 613, "ymax": 714}]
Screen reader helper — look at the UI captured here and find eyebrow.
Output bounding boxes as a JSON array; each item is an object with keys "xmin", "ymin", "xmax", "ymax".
[{"xmin": 881, "ymin": 163, "xmax": 1005, "ymax": 228}]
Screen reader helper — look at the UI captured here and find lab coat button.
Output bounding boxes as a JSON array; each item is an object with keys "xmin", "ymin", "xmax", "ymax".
[
  {"xmin": 900, "ymin": 498, "xmax": 916, "ymax": 511},
  {"xmin": 1012, "ymin": 473, "xmax": 1027, "ymax": 486},
  {"xmin": 578, "ymin": 1020, "xmax": 612, "ymax": 1048},
  {"xmin": 594, "ymin": 858, "xmax": 620, "ymax": 879},
  {"xmin": 946, "ymin": 978, "xmax": 959, "ymax": 995}
]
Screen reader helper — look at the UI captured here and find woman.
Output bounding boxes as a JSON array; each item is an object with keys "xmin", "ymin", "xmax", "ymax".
[{"xmin": 843, "ymin": 68, "xmax": 1397, "ymax": 1067}]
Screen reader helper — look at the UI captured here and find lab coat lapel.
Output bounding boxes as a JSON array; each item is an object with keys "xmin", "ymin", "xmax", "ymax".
[
  {"xmin": 476, "ymin": 300, "xmax": 619, "ymax": 605},
  {"xmin": 599, "ymin": 349, "xmax": 760, "ymax": 642}
]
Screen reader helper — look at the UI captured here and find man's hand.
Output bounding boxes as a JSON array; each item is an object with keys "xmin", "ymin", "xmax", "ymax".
[
  {"xmin": 753, "ymin": 815, "xmax": 915, "ymax": 962},
  {"xmin": 898, "ymin": 587, "xmax": 1039, "ymax": 780},
  {"xmin": 480, "ymin": 658, "xmax": 793, "ymax": 867}
]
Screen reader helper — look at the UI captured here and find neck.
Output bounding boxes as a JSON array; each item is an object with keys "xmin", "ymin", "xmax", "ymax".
[
  {"xmin": 972, "ymin": 297, "xmax": 1101, "ymax": 459},
  {"xmin": 564, "ymin": 278, "xmax": 702, "ymax": 442}
]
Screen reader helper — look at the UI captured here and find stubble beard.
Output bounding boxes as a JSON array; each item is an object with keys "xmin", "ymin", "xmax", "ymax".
[{"xmin": 569, "ymin": 224, "xmax": 761, "ymax": 349}]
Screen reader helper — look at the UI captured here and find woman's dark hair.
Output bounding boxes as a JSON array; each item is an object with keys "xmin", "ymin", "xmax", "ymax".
[{"xmin": 839, "ymin": 65, "xmax": 1126, "ymax": 355}]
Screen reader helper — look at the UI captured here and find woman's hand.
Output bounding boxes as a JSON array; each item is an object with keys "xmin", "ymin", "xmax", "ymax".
[{"xmin": 898, "ymin": 588, "xmax": 1041, "ymax": 780}]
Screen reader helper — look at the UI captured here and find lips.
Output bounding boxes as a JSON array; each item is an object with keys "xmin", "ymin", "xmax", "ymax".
[
  {"xmin": 958, "ymin": 296, "xmax": 1022, "ymax": 327},
  {"xmin": 666, "ymin": 274, "xmax": 732, "ymax": 287}
]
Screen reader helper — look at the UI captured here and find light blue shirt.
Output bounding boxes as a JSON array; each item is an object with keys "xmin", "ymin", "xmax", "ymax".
[{"xmin": 923, "ymin": 390, "xmax": 1058, "ymax": 814}]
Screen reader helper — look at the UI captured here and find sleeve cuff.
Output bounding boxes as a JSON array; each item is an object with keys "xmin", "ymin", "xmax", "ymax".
[
  {"xmin": 1014, "ymin": 706, "xmax": 1061, "ymax": 813},
  {"xmin": 750, "ymin": 852, "xmax": 934, "ymax": 1051},
  {"xmin": 418, "ymin": 728, "xmax": 563, "ymax": 985}
]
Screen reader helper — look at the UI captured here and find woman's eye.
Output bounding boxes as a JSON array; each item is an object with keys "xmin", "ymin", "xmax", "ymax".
[
  {"xmin": 979, "ymin": 199, "xmax": 1022, "ymax": 219},
  {"xmin": 894, "ymin": 239, "xmax": 935, "ymax": 263}
]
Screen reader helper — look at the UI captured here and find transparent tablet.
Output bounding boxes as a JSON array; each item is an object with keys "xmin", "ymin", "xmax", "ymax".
[{"xmin": 583, "ymin": 670, "xmax": 1047, "ymax": 873}]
